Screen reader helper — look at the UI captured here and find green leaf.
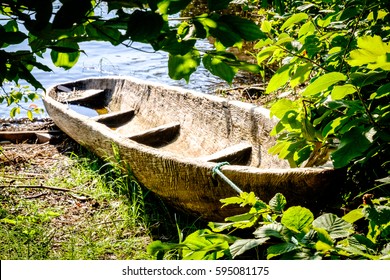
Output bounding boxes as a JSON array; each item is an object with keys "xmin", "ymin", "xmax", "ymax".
[
  {"xmin": 281, "ymin": 13, "xmax": 309, "ymax": 31},
  {"xmin": 127, "ymin": 10, "xmax": 164, "ymax": 42},
  {"xmin": 290, "ymin": 62, "xmax": 312, "ymax": 88},
  {"xmin": 302, "ymin": 72, "xmax": 347, "ymax": 96},
  {"xmin": 181, "ymin": 229, "xmax": 230, "ymax": 260},
  {"xmin": 230, "ymin": 238, "xmax": 269, "ymax": 259},
  {"xmin": 225, "ymin": 213, "xmax": 256, "ymax": 223},
  {"xmin": 86, "ymin": 21, "xmax": 122, "ymax": 45},
  {"xmin": 256, "ymin": 45, "xmax": 278, "ymax": 64},
  {"xmin": 267, "ymin": 242, "xmax": 298, "ymax": 259},
  {"xmin": 342, "ymin": 209, "xmax": 365, "ymax": 225},
  {"xmin": 208, "ymin": 20, "xmax": 242, "ymax": 48},
  {"xmin": 372, "ymin": 82, "xmax": 390, "ymax": 99},
  {"xmin": 0, "ymin": 31, "xmax": 27, "ymax": 45},
  {"xmin": 269, "ymin": 99, "xmax": 299, "ymax": 119},
  {"xmin": 50, "ymin": 40, "xmax": 81, "ymax": 70},
  {"xmin": 364, "ymin": 205, "xmax": 390, "ymax": 226},
  {"xmin": 298, "ymin": 21, "xmax": 315, "ymax": 38},
  {"xmin": 261, "ymin": 20, "xmax": 272, "ymax": 33},
  {"xmin": 10, "ymin": 107, "xmax": 21, "ymax": 118},
  {"xmin": 269, "ymin": 193, "xmax": 287, "ymax": 212},
  {"xmin": 281, "ymin": 206, "xmax": 314, "ymax": 233},
  {"xmin": 219, "ymin": 15, "xmax": 265, "ymax": 41},
  {"xmin": 331, "ymin": 127, "xmax": 373, "ymax": 168},
  {"xmin": 322, "ymin": 115, "xmax": 350, "ymax": 137},
  {"xmin": 347, "ymin": 35, "xmax": 390, "ymax": 69},
  {"xmin": 220, "ymin": 196, "xmax": 245, "ymax": 207},
  {"xmin": 253, "ymin": 223, "xmax": 288, "ymax": 240},
  {"xmin": 331, "ymin": 84, "xmax": 357, "ymax": 100},
  {"xmin": 202, "ymin": 52, "xmax": 237, "ymax": 84},
  {"xmin": 266, "ymin": 63, "xmax": 294, "ymax": 93},
  {"xmin": 350, "ymin": 71, "xmax": 388, "ymax": 88},
  {"xmin": 315, "ymin": 240, "xmax": 333, "ymax": 252},
  {"xmin": 147, "ymin": 240, "xmax": 184, "ymax": 259},
  {"xmin": 313, "ymin": 213, "xmax": 354, "ymax": 240},
  {"xmin": 208, "ymin": 221, "xmax": 235, "ymax": 232},
  {"xmin": 314, "ymin": 227, "xmax": 334, "ymax": 246},
  {"xmin": 27, "ymin": 110, "xmax": 33, "ymax": 121},
  {"xmin": 168, "ymin": 50, "xmax": 200, "ymax": 82}
]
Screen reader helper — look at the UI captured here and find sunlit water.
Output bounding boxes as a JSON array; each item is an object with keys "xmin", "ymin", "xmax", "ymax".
[{"xmin": 0, "ymin": 5, "xmax": 225, "ymax": 118}]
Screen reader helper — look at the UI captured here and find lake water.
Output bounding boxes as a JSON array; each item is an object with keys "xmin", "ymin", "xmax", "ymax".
[{"xmin": 0, "ymin": 6, "xmax": 226, "ymax": 118}]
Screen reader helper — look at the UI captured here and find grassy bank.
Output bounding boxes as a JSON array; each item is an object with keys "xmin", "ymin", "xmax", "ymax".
[{"xmin": 0, "ymin": 138, "xmax": 201, "ymax": 260}]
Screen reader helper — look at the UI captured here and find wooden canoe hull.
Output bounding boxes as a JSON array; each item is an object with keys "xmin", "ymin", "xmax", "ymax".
[{"xmin": 43, "ymin": 77, "xmax": 342, "ymax": 221}]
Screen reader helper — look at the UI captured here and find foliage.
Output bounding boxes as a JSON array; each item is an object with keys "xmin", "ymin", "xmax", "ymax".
[
  {"xmin": 0, "ymin": 0, "xmax": 266, "ymax": 119},
  {"xmin": 246, "ymin": 0, "xmax": 390, "ymax": 193},
  {"xmin": 148, "ymin": 191, "xmax": 390, "ymax": 260},
  {"xmin": 0, "ymin": 1, "xmax": 262, "ymax": 105},
  {"xmin": 0, "ymin": 84, "xmax": 43, "ymax": 119}
]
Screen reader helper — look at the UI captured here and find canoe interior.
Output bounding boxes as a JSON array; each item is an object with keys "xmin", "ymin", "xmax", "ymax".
[
  {"xmin": 49, "ymin": 78, "xmax": 288, "ymax": 169},
  {"xmin": 45, "ymin": 77, "xmax": 342, "ymax": 221}
]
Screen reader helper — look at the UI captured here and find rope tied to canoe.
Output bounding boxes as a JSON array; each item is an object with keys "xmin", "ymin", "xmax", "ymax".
[{"xmin": 212, "ymin": 162, "xmax": 243, "ymax": 194}]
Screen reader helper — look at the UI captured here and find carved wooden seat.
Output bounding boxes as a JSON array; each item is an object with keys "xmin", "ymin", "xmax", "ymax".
[
  {"xmin": 200, "ymin": 142, "xmax": 252, "ymax": 165},
  {"xmin": 127, "ymin": 122, "xmax": 180, "ymax": 148},
  {"xmin": 91, "ymin": 109, "xmax": 135, "ymax": 128}
]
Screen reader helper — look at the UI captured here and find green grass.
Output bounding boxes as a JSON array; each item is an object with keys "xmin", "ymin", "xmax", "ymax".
[{"xmin": 0, "ymin": 144, "xmax": 202, "ymax": 260}]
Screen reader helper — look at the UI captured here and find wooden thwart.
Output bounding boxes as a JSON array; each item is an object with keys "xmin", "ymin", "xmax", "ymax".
[
  {"xmin": 200, "ymin": 142, "xmax": 252, "ymax": 165},
  {"xmin": 128, "ymin": 122, "xmax": 180, "ymax": 147},
  {"xmin": 66, "ymin": 89, "xmax": 106, "ymax": 106},
  {"xmin": 91, "ymin": 109, "xmax": 135, "ymax": 128}
]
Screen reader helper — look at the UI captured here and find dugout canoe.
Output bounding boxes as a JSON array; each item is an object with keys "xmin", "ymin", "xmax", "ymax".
[{"xmin": 43, "ymin": 76, "xmax": 342, "ymax": 221}]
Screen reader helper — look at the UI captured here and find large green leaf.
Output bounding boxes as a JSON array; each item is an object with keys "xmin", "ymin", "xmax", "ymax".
[
  {"xmin": 181, "ymin": 229, "xmax": 230, "ymax": 260},
  {"xmin": 156, "ymin": 31, "xmax": 196, "ymax": 55},
  {"xmin": 281, "ymin": 206, "xmax": 314, "ymax": 233},
  {"xmin": 253, "ymin": 223, "xmax": 288, "ymax": 240},
  {"xmin": 269, "ymin": 193, "xmax": 287, "ymax": 212},
  {"xmin": 364, "ymin": 205, "xmax": 390, "ymax": 226},
  {"xmin": 168, "ymin": 50, "xmax": 200, "ymax": 82},
  {"xmin": 86, "ymin": 21, "xmax": 123, "ymax": 45},
  {"xmin": 218, "ymin": 15, "xmax": 265, "ymax": 41},
  {"xmin": 208, "ymin": 20, "xmax": 242, "ymax": 48},
  {"xmin": 331, "ymin": 84, "xmax": 357, "ymax": 100},
  {"xmin": 267, "ymin": 242, "xmax": 298, "ymax": 259},
  {"xmin": 331, "ymin": 127, "xmax": 373, "ymax": 168},
  {"xmin": 202, "ymin": 52, "xmax": 237, "ymax": 84},
  {"xmin": 290, "ymin": 62, "xmax": 312, "ymax": 88},
  {"xmin": 313, "ymin": 213, "xmax": 354, "ymax": 240},
  {"xmin": 126, "ymin": 10, "xmax": 164, "ymax": 42},
  {"xmin": 230, "ymin": 238, "xmax": 269, "ymax": 259},
  {"xmin": 350, "ymin": 71, "xmax": 388, "ymax": 88},
  {"xmin": 50, "ymin": 40, "xmax": 81, "ymax": 70},
  {"xmin": 269, "ymin": 98, "xmax": 299, "ymax": 119},
  {"xmin": 347, "ymin": 35, "xmax": 390, "ymax": 70},
  {"xmin": 147, "ymin": 240, "xmax": 185, "ymax": 259},
  {"xmin": 314, "ymin": 227, "xmax": 334, "ymax": 246},
  {"xmin": 302, "ymin": 72, "xmax": 347, "ymax": 96},
  {"xmin": 343, "ymin": 209, "xmax": 365, "ymax": 224},
  {"xmin": 281, "ymin": 13, "xmax": 309, "ymax": 31},
  {"xmin": 266, "ymin": 63, "xmax": 294, "ymax": 93}
]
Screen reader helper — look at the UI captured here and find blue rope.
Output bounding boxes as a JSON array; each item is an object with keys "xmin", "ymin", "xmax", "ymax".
[{"xmin": 212, "ymin": 162, "xmax": 243, "ymax": 194}]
